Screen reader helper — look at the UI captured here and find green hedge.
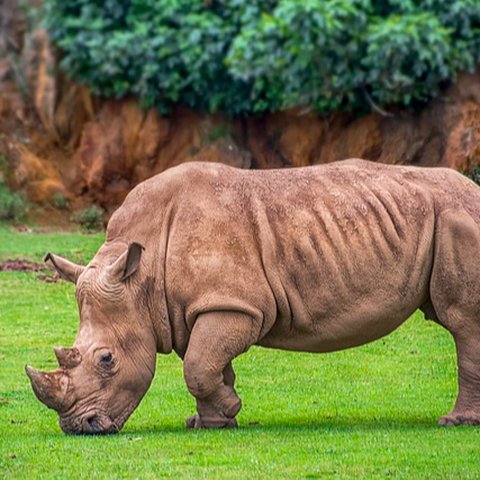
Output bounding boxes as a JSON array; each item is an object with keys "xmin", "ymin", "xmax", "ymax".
[{"xmin": 45, "ymin": 0, "xmax": 480, "ymax": 115}]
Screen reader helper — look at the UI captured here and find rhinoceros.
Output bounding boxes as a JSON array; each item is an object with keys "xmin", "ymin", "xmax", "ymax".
[{"xmin": 26, "ymin": 159, "xmax": 480, "ymax": 433}]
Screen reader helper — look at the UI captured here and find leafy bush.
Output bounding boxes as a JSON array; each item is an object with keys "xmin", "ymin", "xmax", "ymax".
[
  {"xmin": 464, "ymin": 166, "xmax": 480, "ymax": 185},
  {"xmin": 52, "ymin": 192, "xmax": 69, "ymax": 210},
  {"xmin": 44, "ymin": 0, "xmax": 480, "ymax": 115},
  {"xmin": 0, "ymin": 183, "xmax": 27, "ymax": 222},
  {"xmin": 71, "ymin": 206, "xmax": 105, "ymax": 232},
  {"xmin": 227, "ymin": 0, "xmax": 370, "ymax": 112}
]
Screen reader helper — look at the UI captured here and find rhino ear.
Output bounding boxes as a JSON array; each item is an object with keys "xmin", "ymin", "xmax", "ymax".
[
  {"xmin": 107, "ymin": 242, "xmax": 144, "ymax": 282},
  {"xmin": 44, "ymin": 253, "xmax": 85, "ymax": 283}
]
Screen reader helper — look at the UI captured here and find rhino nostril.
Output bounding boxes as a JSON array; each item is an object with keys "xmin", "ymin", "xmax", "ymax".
[{"xmin": 85, "ymin": 414, "xmax": 99, "ymax": 433}]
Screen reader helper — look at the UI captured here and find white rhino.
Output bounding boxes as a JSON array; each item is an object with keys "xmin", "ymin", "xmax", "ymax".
[{"xmin": 26, "ymin": 159, "xmax": 480, "ymax": 433}]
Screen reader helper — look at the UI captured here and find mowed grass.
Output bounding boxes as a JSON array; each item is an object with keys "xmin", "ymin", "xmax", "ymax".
[{"xmin": 1, "ymin": 223, "xmax": 479, "ymax": 479}]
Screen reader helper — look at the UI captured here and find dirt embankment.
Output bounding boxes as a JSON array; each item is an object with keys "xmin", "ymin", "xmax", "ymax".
[{"xmin": 2, "ymin": 1, "xmax": 480, "ymax": 218}]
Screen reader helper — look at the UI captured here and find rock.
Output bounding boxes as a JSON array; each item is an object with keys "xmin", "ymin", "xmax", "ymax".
[
  {"xmin": 242, "ymin": 73, "xmax": 480, "ymax": 172},
  {"xmin": 9, "ymin": 143, "xmax": 67, "ymax": 204},
  {"xmin": 245, "ymin": 109, "xmax": 326, "ymax": 168},
  {"xmin": 74, "ymin": 102, "xmax": 251, "ymax": 207},
  {"xmin": 26, "ymin": 30, "xmax": 59, "ymax": 143}
]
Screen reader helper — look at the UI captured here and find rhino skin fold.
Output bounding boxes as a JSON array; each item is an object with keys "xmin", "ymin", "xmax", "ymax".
[{"xmin": 26, "ymin": 159, "xmax": 480, "ymax": 433}]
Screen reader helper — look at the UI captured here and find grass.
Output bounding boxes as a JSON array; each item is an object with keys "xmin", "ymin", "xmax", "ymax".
[
  {"xmin": 1, "ymin": 223, "xmax": 479, "ymax": 479},
  {"xmin": 0, "ymin": 225, "xmax": 103, "ymax": 264}
]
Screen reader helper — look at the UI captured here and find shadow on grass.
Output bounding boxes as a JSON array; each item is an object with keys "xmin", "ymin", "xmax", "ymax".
[
  {"xmin": 126, "ymin": 415, "xmax": 445, "ymax": 436},
  {"xmin": 24, "ymin": 415, "xmax": 465, "ymax": 442}
]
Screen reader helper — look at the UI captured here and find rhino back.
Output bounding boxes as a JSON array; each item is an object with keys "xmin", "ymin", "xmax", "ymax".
[{"xmin": 107, "ymin": 161, "xmax": 480, "ymax": 353}]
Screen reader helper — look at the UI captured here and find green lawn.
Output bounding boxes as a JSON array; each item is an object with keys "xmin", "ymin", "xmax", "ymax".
[{"xmin": 1, "ymin": 223, "xmax": 479, "ymax": 479}]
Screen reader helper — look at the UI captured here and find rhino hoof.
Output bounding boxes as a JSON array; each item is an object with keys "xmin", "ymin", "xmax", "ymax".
[
  {"xmin": 186, "ymin": 414, "xmax": 238, "ymax": 429},
  {"xmin": 439, "ymin": 412, "xmax": 480, "ymax": 426},
  {"xmin": 186, "ymin": 415, "xmax": 198, "ymax": 429}
]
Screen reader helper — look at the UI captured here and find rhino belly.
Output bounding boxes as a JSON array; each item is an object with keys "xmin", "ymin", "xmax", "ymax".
[
  {"xmin": 257, "ymin": 296, "xmax": 421, "ymax": 353},
  {"xmin": 257, "ymin": 244, "xmax": 432, "ymax": 354}
]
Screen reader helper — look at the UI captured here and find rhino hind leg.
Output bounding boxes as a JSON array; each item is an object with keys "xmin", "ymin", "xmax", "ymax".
[
  {"xmin": 430, "ymin": 210, "xmax": 480, "ymax": 426},
  {"xmin": 183, "ymin": 311, "xmax": 259, "ymax": 429},
  {"xmin": 438, "ymin": 335, "xmax": 480, "ymax": 426}
]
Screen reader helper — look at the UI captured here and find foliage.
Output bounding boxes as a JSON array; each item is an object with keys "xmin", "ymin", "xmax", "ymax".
[
  {"xmin": 52, "ymin": 192, "xmax": 69, "ymax": 210},
  {"xmin": 228, "ymin": 0, "xmax": 480, "ymax": 112},
  {"xmin": 227, "ymin": 0, "xmax": 370, "ymax": 112},
  {"xmin": 206, "ymin": 125, "xmax": 232, "ymax": 143},
  {"xmin": 464, "ymin": 165, "xmax": 480, "ymax": 185},
  {"xmin": 1, "ymin": 225, "xmax": 479, "ymax": 478},
  {"xmin": 0, "ymin": 156, "xmax": 28, "ymax": 223},
  {"xmin": 0, "ymin": 182, "xmax": 27, "ymax": 222},
  {"xmin": 71, "ymin": 205, "xmax": 105, "ymax": 232},
  {"xmin": 361, "ymin": 12, "xmax": 452, "ymax": 106},
  {"xmin": 44, "ymin": 0, "xmax": 275, "ymax": 114},
  {"xmin": 44, "ymin": 0, "xmax": 480, "ymax": 115}
]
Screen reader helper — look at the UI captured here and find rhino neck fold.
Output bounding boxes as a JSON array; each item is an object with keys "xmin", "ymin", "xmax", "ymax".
[
  {"xmin": 104, "ymin": 199, "xmax": 175, "ymax": 355},
  {"xmin": 153, "ymin": 206, "xmax": 174, "ymax": 355},
  {"xmin": 151, "ymin": 280, "xmax": 173, "ymax": 355},
  {"xmin": 131, "ymin": 260, "xmax": 172, "ymax": 355},
  {"xmin": 134, "ymin": 212, "xmax": 174, "ymax": 355}
]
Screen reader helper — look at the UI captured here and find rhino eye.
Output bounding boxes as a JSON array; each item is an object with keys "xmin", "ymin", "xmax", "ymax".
[{"xmin": 99, "ymin": 352, "xmax": 113, "ymax": 365}]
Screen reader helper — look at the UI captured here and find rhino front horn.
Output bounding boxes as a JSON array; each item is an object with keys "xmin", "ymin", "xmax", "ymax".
[
  {"xmin": 25, "ymin": 365, "xmax": 69, "ymax": 412},
  {"xmin": 54, "ymin": 347, "xmax": 81, "ymax": 368}
]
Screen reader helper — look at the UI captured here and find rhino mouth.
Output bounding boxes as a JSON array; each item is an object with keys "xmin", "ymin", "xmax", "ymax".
[
  {"xmin": 59, "ymin": 400, "xmax": 138, "ymax": 435},
  {"xmin": 60, "ymin": 412, "xmax": 119, "ymax": 435}
]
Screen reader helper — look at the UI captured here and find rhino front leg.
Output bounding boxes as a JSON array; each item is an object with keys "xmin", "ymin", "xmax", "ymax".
[
  {"xmin": 183, "ymin": 311, "xmax": 258, "ymax": 429},
  {"xmin": 185, "ymin": 362, "xmax": 238, "ymax": 429}
]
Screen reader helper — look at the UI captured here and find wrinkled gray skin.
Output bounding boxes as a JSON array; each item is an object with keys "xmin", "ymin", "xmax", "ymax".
[{"xmin": 26, "ymin": 159, "xmax": 480, "ymax": 433}]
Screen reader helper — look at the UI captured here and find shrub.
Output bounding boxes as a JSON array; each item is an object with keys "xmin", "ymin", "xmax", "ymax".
[
  {"xmin": 0, "ymin": 183, "xmax": 27, "ymax": 222},
  {"xmin": 44, "ymin": 0, "xmax": 480, "ymax": 115},
  {"xmin": 52, "ymin": 192, "xmax": 69, "ymax": 210},
  {"xmin": 71, "ymin": 205, "xmax": 105, "ymax": 232},
  {"xmin": 464, "ymin": 166, "xmax": 480, "ymax": 185},
  {"xmin": 227, "ymin": 0, "xmax": 370, "ymax": 112}
]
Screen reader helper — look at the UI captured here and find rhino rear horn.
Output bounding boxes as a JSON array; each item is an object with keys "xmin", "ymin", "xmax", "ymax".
[
  {"xmin": 44, "ymin": 253, "xmax": 85, "ymax": 283},
  {"xmin": 25, "ymin": 365, "xmax": 69, "ymax": 412},
  {"xmin": 54, "ymin": 347, "xmax": 82, "ymax": 368}
]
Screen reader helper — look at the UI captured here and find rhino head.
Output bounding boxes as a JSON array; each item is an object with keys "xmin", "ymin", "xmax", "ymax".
[{"xmin": 25, "ymin": 242, "xmax": 158, "ymax": 434}]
